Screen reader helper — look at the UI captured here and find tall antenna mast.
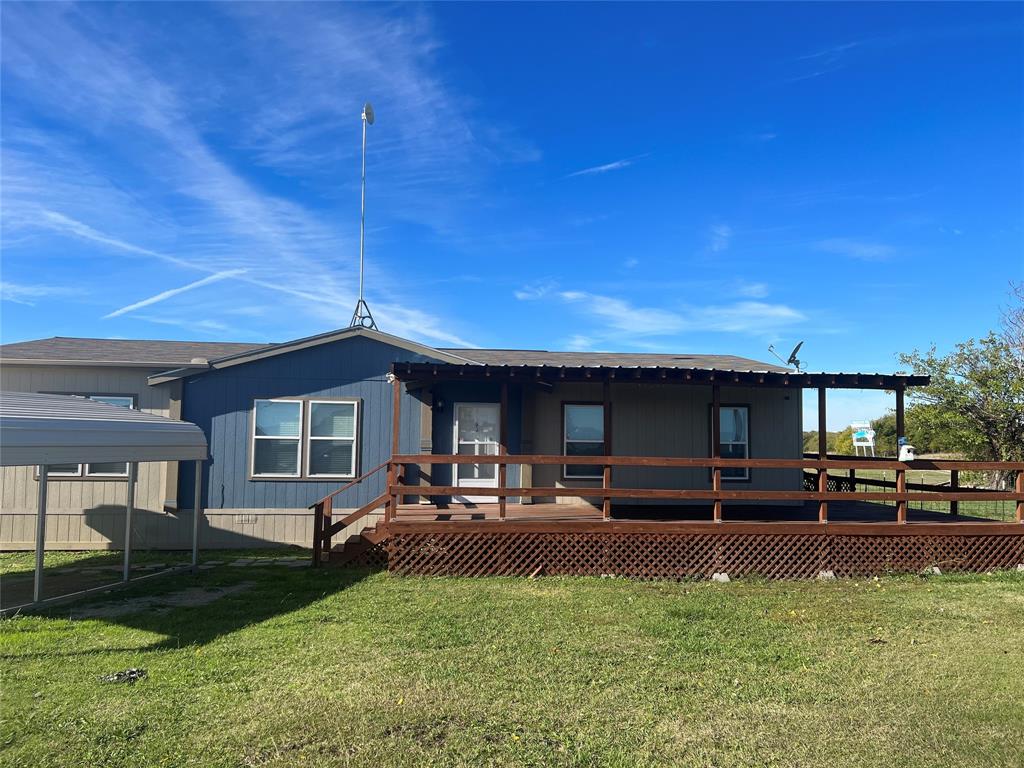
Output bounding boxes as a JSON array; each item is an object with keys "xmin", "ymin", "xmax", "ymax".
[{"xmin": 350, "ymin": 101, "xmax": 378, "ymax": 329}]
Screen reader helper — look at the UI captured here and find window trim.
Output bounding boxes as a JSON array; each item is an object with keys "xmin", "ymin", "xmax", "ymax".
[
  {"xmin": 35, "ymin": 393, "xmax": 137, "ymax": 481},
  {"xmin": 562, "ymin": 401, "xmax": 606, "ymax": 481},
  {"xmin": 251, "ymin": 399, "xmax": 304, "ymax": 479},
  {"xmin": 708, "ymin": 403, "xmax": 752, "ymax": 483},
  {"xmin": 305, "ymin": 399, "xmax": 359, "ymax": 479}
]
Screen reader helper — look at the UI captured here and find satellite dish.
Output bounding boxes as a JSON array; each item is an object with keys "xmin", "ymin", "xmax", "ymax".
[
  {"xmin": 786, "ymin": 341, "xmax": 804, "ymax": 370},
  {"xmin": 768, "ymin": 340, "xmax": 805, "ymax": 371},
  {"xmin": 362, "ymin": 102, "xmax": 375, "ymax": 125}
]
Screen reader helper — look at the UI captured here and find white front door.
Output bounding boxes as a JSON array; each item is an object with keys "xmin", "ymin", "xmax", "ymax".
[{"xmin": 453, "ymin": 402, "xmax": 500, "ymax": 503}]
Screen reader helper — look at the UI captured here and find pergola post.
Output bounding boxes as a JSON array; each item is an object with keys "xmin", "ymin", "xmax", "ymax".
[
  {"xmin": 191, "ymin": 459, "xmax": 203, "ymax": 571},
  {"xmin": 388, "ymin": 375, "xmax": 401, "ymax": 521},
  {"xmin": 498, "ymin": 381, "xmax": 508, "ymax": 520},
  {"xmin": 896, "ymin": 386, "xmax": 907, "ymax": 524},
  {"xmin": 711, "ymin": 383, "xmax": 722, "ymax": 523},
  {"xmin": 817, "ymin": 387, "xmax": 828, "ymax": 524},
  {"xmin": 122, "ymin": 462, "xmax": 137, "ymax": 582},
  {"xmin": 33, "ymin": 466, "xmax": 49, "ymax": 604},
  {"xmin": 602, "ymin": 379, "xmax": 612, "ymax": 521}
]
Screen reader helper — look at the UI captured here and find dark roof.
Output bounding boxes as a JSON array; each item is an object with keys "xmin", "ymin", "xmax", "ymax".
[
  {"xmin": 442, "ymin": 348, "xmax": 791, "ymax": 373},
  {"xmin": 0, "ymin": 337, "xmax": 267, "ymax": 366}
]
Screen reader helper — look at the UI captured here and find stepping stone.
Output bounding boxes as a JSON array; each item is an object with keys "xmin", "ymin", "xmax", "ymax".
[
  {"xmin": 228, "ymin": 560, "xmax": 253, "ymax": 567},
  {"xmin": 198, "ymin": 564, "xmax": 217, "ymax": 570},
  {"xmin": 285, "ymin": 561, "xmax": 310, "ymax": 568},
  {"xmin": 203, "ymin": 560, "xmax": 223, "ymax": 566}
]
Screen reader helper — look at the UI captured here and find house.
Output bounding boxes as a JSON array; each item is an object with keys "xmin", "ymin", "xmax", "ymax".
[
  {"xmin": 1, "ymin": 327, "xmax": 802, "ymax": 549},
  {"xmin": 3, "ymin": 326, "xmax": 1020, "ymax": 580}
]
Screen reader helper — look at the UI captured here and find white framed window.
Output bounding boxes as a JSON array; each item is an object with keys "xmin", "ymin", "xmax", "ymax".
[
  {"xmin": 85, "ymin": 395, "xmax": 135, "ymax": 477},
  {"xmin": 40, "ymin": 394, "xmax": 135, "ymax": 478},
  {"xmin": 251, "ymin": 399, "xmax": 303, "ymax": 478},
  {"xmin": 718, "ymin": 406, "xmax": 750, "ymax": 481},
  {"xmin": 306, "ymin": 400, "xmax": 358, "ymax": 478},
  {"xmin": 563, "ymin": 403, "xmax": 605, "ymax": 479}
]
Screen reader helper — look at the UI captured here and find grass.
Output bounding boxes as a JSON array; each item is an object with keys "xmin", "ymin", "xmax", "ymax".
[{"xmin": 1, "ymin": 559, "xmax": 1023, "ymax": 768}]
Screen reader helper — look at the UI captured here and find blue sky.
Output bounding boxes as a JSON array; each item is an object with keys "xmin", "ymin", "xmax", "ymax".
[{"xmin": 2, "ymin": 2, "xmax": 1021, "ymax": 428}]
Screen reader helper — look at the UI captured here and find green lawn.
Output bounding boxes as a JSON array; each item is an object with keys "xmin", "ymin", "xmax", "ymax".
[{"xmin": 1, "ymin": 558, "xmax": 1023, "ymax": 767}]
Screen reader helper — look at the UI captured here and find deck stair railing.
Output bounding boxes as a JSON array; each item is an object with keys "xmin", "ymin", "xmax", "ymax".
[{"xmin": 310, "ymin": 461, "xmax": 403, "ymax": 565}]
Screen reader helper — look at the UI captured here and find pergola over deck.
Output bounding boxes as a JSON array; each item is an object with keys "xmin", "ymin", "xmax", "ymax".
[
  {"xmin": 309, "ymin": 361, "xmax": 1023, "ymax": 578},
  {"xmin": 389, "ymin": 360, "xmax": 936, "ymax": 524}
]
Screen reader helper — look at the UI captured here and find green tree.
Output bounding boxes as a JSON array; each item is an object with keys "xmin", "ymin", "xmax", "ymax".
[{"xmin": 898, "ymin": 286, "xmax": 1024, "ymax": 485}]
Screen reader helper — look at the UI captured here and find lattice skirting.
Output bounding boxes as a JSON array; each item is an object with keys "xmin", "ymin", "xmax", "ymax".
[{"xmin": 386, "ymin": 532, "xmax": 1024, "ymax": 580}]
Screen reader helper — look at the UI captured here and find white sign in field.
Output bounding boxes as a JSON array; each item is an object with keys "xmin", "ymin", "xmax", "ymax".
[{"xmin": 851, "ymin": 422, "xmax": 876, "ymax": 457}]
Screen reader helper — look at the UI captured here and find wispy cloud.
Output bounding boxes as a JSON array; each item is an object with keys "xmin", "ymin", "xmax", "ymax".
[
  {"xmin": 555, "ymin": 291, "xmax": 806, "ymax": 339},
  {"xmin": 564, "ymin": 154, "xmax": 648, "ymax": 179},
  {"xmin": 513, "ymin": 281, "xmax": 557, "ymax": 301},
  {"xmin": 736, "ymin": 282, "xmax": 769, "ymax": 299},
  {"xmin": 0, "ymin": 281, "xmax": 80, "ymax": 307},
  {"xmin": 104, "ymin": 270, "xmax": 247, "ymax": 318},
  {"xmin": 708, "ymin": 224, "xmax": 733, "ymax": 253},
  {"xmin": 815, "ymin": 238, "xmax": 896, "ymax": 261},
  {"xmin": 0, "ymin": 3, "xmax": 484, "ymax": 347}
]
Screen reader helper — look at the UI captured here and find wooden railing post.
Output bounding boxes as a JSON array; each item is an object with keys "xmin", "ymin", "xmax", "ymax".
[
  {"xmin": 949, "ymin": 469, "xmax": 959, "ymax": 516},
  {"xmin": 1016, "ymin": 471, "xmax": 1023, "ymax": 523},
  {"xmin": 818, "ymin": 467, "xmax": 828, "ymax": 524},
  {"xmin": 322, "ymin": 496, "xmax": 333, "ymax": 556},
  {"xmin": 312, "ymin": 501, "xmax": 324, "ymax": 567},
  {"xmin": 896, "ymin": 467, "xmax": 907, "ymax": 524}
]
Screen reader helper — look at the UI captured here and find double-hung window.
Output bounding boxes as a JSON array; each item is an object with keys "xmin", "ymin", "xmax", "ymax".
[
  {"xmin": 252, "ymin": 400, "xmax": 303, "ymax": 477},
  {"xmin": 563, "ymin": 403, "xmax": 605, "ymax": 479},
  {"xmin": 307, "ymin": 401, "xmax": 358, "ymax": 478},
  {"xmin": 251, "ymin": 398, "xmax": 360, "ymax": 479},
  {"xmin": 44, "ymin": 394, "xmax": 135, "ymax": 478},
  {"xmin": 718, "ymin": 406, "xmax": 750, "ymax": 480}
]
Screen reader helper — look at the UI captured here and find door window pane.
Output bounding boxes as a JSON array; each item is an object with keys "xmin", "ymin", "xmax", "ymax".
[{"xmin": 456, "ymin": 405, "xmax": 498, "ymax": 442}]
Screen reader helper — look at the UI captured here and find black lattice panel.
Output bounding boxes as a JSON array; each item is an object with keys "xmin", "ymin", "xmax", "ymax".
[{"xmin": 387, "ymin": 531, "xmax": 1024, "ymax": 580}]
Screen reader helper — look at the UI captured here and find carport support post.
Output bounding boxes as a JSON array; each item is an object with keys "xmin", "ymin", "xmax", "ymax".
[
  {"xmin": 192, "ymin": 459, "xmax": 203, "ymax": 572},
  {"xmin": 122, "ymin": 462, "xmax": 137, "ymax": 582},
  {"xmin": 34, "ymin": 466, "xmax": 49, "ymax": 604}
]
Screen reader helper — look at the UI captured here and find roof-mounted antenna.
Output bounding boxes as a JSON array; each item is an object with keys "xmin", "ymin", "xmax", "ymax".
[
  {"xmin": 768, "ymin": 340, "xmax": 805, "ymax": 371},
  {"xmin": 350, "ymin": 102, "xmax": 378, "ymax": 330}
]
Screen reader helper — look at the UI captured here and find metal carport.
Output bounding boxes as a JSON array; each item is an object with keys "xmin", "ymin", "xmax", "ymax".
[{"xmin": 0, "ymin": 391, "xmax": 207, "ymax": 610}]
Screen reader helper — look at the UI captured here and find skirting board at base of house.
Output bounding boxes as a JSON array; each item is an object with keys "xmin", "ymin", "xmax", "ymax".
[{"xmin": 0, "ymin": 508, "xmax": 370, "ymax": 551}]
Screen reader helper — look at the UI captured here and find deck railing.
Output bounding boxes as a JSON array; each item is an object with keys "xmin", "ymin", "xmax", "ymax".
[{"xmin": 388, "ymin": 454, "xmax": 1024, "ymax": 525}]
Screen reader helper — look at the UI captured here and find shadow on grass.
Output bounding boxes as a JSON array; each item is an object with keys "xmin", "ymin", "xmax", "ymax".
[{"xmin": 1, "ymin": 557, "xmax": 379, "ymax": 655}]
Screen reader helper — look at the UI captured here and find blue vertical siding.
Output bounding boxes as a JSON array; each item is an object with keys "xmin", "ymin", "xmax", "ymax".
[{"xmin": 181, "ymin": 336, "xmax": 432, "ymax": 510}]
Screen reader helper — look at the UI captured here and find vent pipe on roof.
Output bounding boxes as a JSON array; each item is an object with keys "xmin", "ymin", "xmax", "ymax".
[{"xmin": 349, "ymin": 102, "xmax": 378, "ymax": 331}]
